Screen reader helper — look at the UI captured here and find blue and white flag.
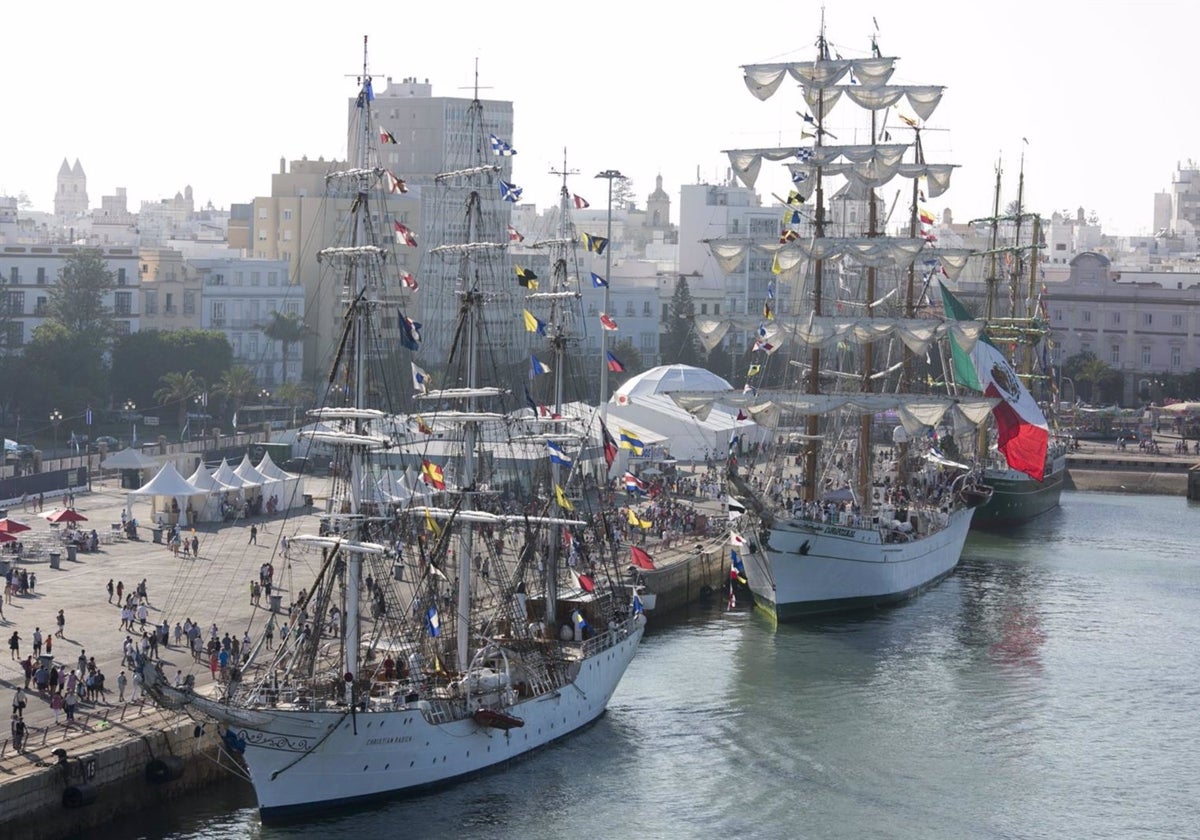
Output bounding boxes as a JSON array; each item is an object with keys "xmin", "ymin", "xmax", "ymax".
[
  {"xmin": 499, "ymin": 180, "xmax": 523, "ymax": 202},
  {"xmin": 590, "ymin": 272, "xmax": 607, "ymax": 288},
  {"xmin": 546, "ymin": 440, "xmax": 573, "ymax": 467},
  {"xmin": 412, "ymin": 362, "xmax": 431, "ymax": 394},
  {"xmin": 489, "ymin": 134, "xmax": 516, "ymax": 156},
  {"xmin": 426, "ymin": 606, "xmax": 441, "ymax": 637},
  {"xmin": 530, "ymin": 355, "xmax": 551, "ymax": 378}
]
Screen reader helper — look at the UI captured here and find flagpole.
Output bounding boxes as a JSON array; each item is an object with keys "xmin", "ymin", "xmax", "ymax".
[{"xmin": 595, "ymin": 169, "xmax": 624, "ymax": 424}]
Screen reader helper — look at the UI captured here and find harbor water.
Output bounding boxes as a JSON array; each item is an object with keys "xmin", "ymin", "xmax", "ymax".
[{"xmin": 95, "ymin": 491, "xmax": 1200, "ymax": 839}]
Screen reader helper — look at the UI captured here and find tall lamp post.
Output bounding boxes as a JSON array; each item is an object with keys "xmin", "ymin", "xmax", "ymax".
[
  {"xmin": 259, "ymin": 389, "xmax": 271, "ymax": 438},
  {"xmin": 124, "ymin": 400, "xmax": 137, "ymax": 446},
  {"xmin": 49, "ymin": 409, "xmax": 62, "ymax": 458},
  {"xmin": 594, "ymin": 169, "xmax": 625, "ymax": 423}
]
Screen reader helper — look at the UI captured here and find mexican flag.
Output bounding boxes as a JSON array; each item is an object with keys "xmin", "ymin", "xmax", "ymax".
[{"xmin": 940, "ymin": 282, "xmax": 1049, "ymax": 481}]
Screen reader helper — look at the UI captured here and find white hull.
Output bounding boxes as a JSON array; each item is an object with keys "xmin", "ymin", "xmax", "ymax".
[
  {"xmin": 744, "ymin": 508, "xmax": 976, "ymax": 620},
  {"xmin": 170, "ymin": 619, "xmax": 643, "ymax": 819}
]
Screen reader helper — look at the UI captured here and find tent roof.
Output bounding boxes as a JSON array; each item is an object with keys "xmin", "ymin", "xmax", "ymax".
[
  {"xmin": 255, "ymin": 452, "xmax": 296, "ymax": 481},
  {"xmin": 612, "ymin": 364, "xmax": 732, "ymax": 405},
  {"xmin": 130, "ymin": 461, "xmax": 202, "ymax": 497},
  {"xmin": 213, "ymin": 459, "xmax": 254, "ymax": 488},
  {"xmin": 101, "ymin": 447, "xmax": 159, "ymax": 470},
  {"xmin": 234, "ymin": 454, "xmax": 270, "ymax": 484},
  {"xmin": 188, "ymin": 462, "xmax": 236, "ymax": 492}
]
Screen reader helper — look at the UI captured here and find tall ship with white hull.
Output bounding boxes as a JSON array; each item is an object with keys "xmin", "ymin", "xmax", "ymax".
[
  {"xmin": 143, "ymin": 40, "xmax": 644, "ymax": 820},
  {"xmin": 676, "ymin": 17, "xmax": 998, "ymax": 621}
]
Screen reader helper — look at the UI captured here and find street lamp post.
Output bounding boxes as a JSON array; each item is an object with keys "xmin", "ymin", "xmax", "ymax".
[
  {"xmin": 594, "ymin": 169, "xmax": 625, "ymax": 423},
  {"xmin": 49, "ymin": 409, "xmax": 62, "ymax": 458},
  {"xmin": 124, "ymin": 400, "xmax": 137, "ymax": 446},
  {"xmin": 259, "ymin": 389, "xmax": 271, "ymax": 438}
]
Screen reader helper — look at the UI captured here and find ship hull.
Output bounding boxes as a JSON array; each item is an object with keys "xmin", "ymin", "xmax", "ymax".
[
  {"xmin": 970, "ymin": 456, "xmax": 1066, "ymax": 530},
  {"xmin": 744, "ymin": 507, "xmax": 975, "ymax": 621},
  {"xmin": 169, "ymin": 621, "xmax": 643, "ymax": 821}
]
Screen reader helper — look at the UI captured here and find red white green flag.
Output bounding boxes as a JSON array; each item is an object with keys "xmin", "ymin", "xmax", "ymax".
[{"xmin": 940, "ymin": 281, "xmax": 1048, "ymax": 481}]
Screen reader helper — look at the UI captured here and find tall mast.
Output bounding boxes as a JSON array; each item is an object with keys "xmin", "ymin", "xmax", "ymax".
[
  {"xmin": 984, "ymin": 163, "xmax": 1002, "ymax": 323},
  {"xmin": 803, "ymin": 20, "xmax": 831, "ymax": 503}
]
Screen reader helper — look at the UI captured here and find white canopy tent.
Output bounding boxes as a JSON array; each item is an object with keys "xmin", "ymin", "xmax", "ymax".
[
  {"xmin": 186, "ymin": 463, "xmax": 239, "ymax": 523},
  {"xmin": 100, "ymin": 448, "xmax": 160, "ymax": 470},
  {"xmin": 255, "ymin": 452, "xmax": 307, "ymax": 510},
  {"xmin": 126, "ymin": 461, "xmax": 203, "ymax": 527}
]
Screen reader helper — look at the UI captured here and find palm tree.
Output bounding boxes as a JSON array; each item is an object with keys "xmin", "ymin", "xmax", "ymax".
[
  {"xmin": 274, "ymin": 381, "xmax": 315, "ymax": 427},
  {"xmin": 154, "ymin": 370, "xmax": 205, "ymax": 431},
  {"xmin": 213, "ymin": 366, "xmax": 258, "ymax": 426},
  {"xmin": 261, "ymin": 312, "xmax": 308, "ymax": 383}
]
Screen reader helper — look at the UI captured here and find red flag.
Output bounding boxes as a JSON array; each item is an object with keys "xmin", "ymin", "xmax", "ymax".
[
  {"xmin": 600, "ymin": 421, "xmax": 618, "ymax": 469},
  {"xmin": 394, "ymin": 222, "xmax": 418, "ymax": 247},
  {"xmin": 573, "ymin": 194, "xmax": 590, "ymax": 209},
  {"xmin": 380, "ymin": 127, "xmax": 398, "ymax": 144},
  {"xmin": 385, "ymin": 170, "xmax": 407, "ymax": 192},
  {"xmin": 577, "ymin": 573, "xmax": 595, "ymax": 593},
  {"xmin": 630, "ymin": 546, "xmax": 656, "ymax": 570},
  {"xmin": 401, "ymin": 271, "xmax": 419, "ymax": 291},
  {"xmin": 421, "ymin": 460, "xmax": 446, "ymax": 490},
  {"xmin": 736, "ymin": 409, "xmax": 748, "ymax": 421},
  {"xmin": 508, "ymin": 224, "xmax": 524, "ymax": 243},
  {"xmin": 599, "ymin": 313, "xmax": 619, "ymax": 331}
]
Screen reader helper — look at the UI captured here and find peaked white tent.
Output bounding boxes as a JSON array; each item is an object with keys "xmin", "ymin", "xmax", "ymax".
[
  {"xmin": 100, "ymin": 447, "xmax": 160, "ymax": 470},
  {"xmin": 255, "ymin": 452, "xmax": 307, "ymax": 510},
  {"xmin": 187, "ymin": 463, "xmax": 239, "ymax": 523},
  {"xmin": 127, "ymin": 461, "xmax": 203, "ymax": 526}
]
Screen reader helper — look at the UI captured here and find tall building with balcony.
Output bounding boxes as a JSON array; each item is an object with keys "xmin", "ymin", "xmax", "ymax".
[
  {"xmin": 139, "ymin": 248, "xmax": 201, "ymax": 332},
  {"xmin": 191, "ymin": 256, "xmax": 302, "ymax": 386},
  {"xmin": 0, "ymin": 245, "xmax": 139, "ymax": 351}
]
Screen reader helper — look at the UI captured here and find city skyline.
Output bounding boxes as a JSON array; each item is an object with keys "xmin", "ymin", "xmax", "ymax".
[{"xmin": 4, "ymin": 1, "xmax": 1197, "ymax": 236}]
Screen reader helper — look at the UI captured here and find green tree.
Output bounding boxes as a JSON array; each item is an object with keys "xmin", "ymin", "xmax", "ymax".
[
  {"xmin": 660, "ymin": 276, "xmax": 704, "ymax": 367},
  {"xmin": 48, "ymin": 248, "xmax": 116, "ymax": 339},
  {"xmin": 111, "ymin": 329, "xmax": 232, "ymax": 408},
  {"xmin": 213, "ymin": 366, "xmax": 258, "ymax": 425},
  {"xmin": 261, "ymin": 311, "xmax": 308, "ymax": 383},
  {"xmin": 1063, "ymin": 351, "xmax": 1123, "ymax": 405},
  {"xmin": 23, "ymin": 322, "xmax": 109, "ymax": 419},
  {"xmin": 154, "ymin": 370, "xmax": 205, "ymax": 430}
]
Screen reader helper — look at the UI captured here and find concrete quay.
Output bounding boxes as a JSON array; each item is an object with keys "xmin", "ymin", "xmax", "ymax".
[
  {"xmin": 0, "ymin": 476, "xmax": 334, "ymax": 838},
  {"xmin": 0, "ymin": 472, "xmax": 729, "ymax": 836}
]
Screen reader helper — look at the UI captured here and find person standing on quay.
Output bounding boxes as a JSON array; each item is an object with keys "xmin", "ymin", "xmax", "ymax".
[
  {"xmin": 107, "ymin": 579, "xmax": 114, "ymax": 604},
  {"xmin": 31, "ymin": 627, "xmax": 42, "ymax": 658},
  {"xmin": 55, "ymin": 609, "xmax": 66, "ymax": 639},
  {"xmin": 249, "ymin": 524, "xmax": 258, "ymax": 545}
]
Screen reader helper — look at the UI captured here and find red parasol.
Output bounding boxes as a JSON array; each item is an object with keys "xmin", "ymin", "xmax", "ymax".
[
  {"xmin": 0, "ymin": 532, "xmax": 16, "ymax": 543},
  {"xmin": 44, "ymin": 509, "xmax": 88, "ymax": 524},
  {"xmin": 0, "ymin": 518, "xmax": 31, "ymax": 533}
]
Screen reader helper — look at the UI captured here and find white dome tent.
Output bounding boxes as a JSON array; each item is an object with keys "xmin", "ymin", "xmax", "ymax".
[{"xmin": 605, "ymin": 364, "xmax": 767, "ymax": 462}]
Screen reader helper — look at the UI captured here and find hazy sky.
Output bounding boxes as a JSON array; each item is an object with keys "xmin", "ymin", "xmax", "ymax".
[{"xmin": 4, "ymin": 1, "xmax": 1195, "ymax": 235}]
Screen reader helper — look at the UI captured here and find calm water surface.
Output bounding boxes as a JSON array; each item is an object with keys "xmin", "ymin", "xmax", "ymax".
[{"xmin": 97, "ymin": 491, "xmax": 1200, "ymax": 840}]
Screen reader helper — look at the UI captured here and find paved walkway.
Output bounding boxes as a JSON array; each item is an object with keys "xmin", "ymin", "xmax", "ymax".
[{"xmin": 0, "ymin": 475, "xmax": 333, "ymax": 778}]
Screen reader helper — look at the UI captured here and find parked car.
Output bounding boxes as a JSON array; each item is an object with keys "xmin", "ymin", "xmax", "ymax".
[
  {"xmin": 282, "ymin": 456, "xmax": 332, "ymax": 476},
  {"xmin": 90, "ymin": 435, "xmax": 121, "ymax": 452}
]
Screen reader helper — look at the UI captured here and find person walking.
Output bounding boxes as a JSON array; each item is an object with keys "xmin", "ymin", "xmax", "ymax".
[
  {"xmin": 249, "ymin": 524, "xmax": 258, "ymax": 545},
  {"xmin": 12, "ymin": 687, "xmax": 27, "ymax": 719},
  {"xmin": 21, "ymin": 655, "xmax": 32, "ymax": 689},
  {"xmin": 107, "ymin": 579, "xmax": 114, "ymax": 604},
  {"xmin": 9, "ymin": 630, "xmax": 20, "ymax": 660},
  {"xmin": 31, "ymin": 627, "xmax": 42, "ymax": 657},
  {"xmin": 191, "ymin": 534, "xmax": 199, "ymax": 557},
  {"xmin": 55, "ymin": 609, "xmax": 66, "ymax": 639},
  {"xmin": 50, "ymin": 690, "xmax": 64, "ymax": 725},
  {"xmin": 64, "ymin": 690, "xmax": 77, "ymax": 723},
  {"xmin": 117, "ymin": 671, "xmax": 127, "ymax": 702},
  {"xmin": 116, "ymin": 580, "xmax": 124, "ymax": 603}
]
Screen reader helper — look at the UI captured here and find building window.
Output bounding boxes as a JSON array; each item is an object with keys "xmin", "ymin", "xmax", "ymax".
[
  {"xmin": 251, "ymin": 272, "xmax": 261, "ymax": 287},
  {"xmin": 113, "ymin": 321, "xmax": 131, "ymax": 336},
  {"xmin": 258, "ymin": 207, "xmax": 267, "ymax": 220},
  {"xmin": 36, "ymin": 267, "xmax": 46, "ymax": 284},
  {"xmin": 144, "ymin": 290, "xmax": 158, "ymax": 315},
  {"xmin": 1142, "ymin": 313, "xmax": 1152, "ymax": 326},
  {"xmin": 283, "ymin": 230, "xmax": 293, "ymax": 241},
  {"xmin": 117, "ymin": 268, "xmax": 126, "ymax": 285},
  {"xmin": 1111, "ymin": 312, "xmax": 1121, "ymax": 325},
  {"xmin": 165, "ymin": 292, "xmax": 174, "ymax": 315},
  {"xmin": 283, "ymin": 209, "xmax": 293, "ymax": 221},
  {"xmin": 8, "ymin": 267, "xmax": 16, "ymax": 283},
  {"xmin": 234, "ymin": 272, "xmax": 244, "ymax": 286},
  {"xmin": 211, "ymin": 301, "xmax": 225, "ymax": 326},
  {"xmin": 643, "ymin": 301, "xmax": 652, "ymax": 316},
  {"xmin": 114, "ymin": 291, "xmax": 132, "ymax": 316},
  {"xmin": 5, "ymin": 322, "xmax": 23, "ymax": 347},
  {"xmin": 624, "ymin": 302, "xmax": 635, "ymax": 317},
  {"xmin": 183, "ymin": 290, "xmax": 195, "ymax": 316},
  {"xmin": 1053, "ymin": 308, "xmax": 1063, "ymax": 323},
  {"xmin": 1055, "ymin": 242, "xmax": 1067, "ymax": 251},
  {"xmin": 1173, "ymin": 314, "xmax": 1183, "ymax": 328},
  {"xmin": 1082, "ymin": 311, "xmax": 1091, "ymax": 324},
  {"xmin": 34, "ymin": 296, "xmax": 46, "ymax": 316},
  {"xmin": 714, "ymin": 303, "xmax": 720, "ymax": 315},
  {"xmin": 1110, "ymin": 344, "xmax": 1120, "ymax": 364},
  {"xmin": 700, "ymin": 304, "xmax": 708, "ymax": 315},
  {"xmin": 258, "ymin": 231, "xmax": 267, "ymax": 241},
  {"xmin": 1171, "ymin": 347, "xmax": 1181, "ymax": 369},
  {"xmin": 268, "ymin": 272, "xmax": 278, "ymax": 286},
  {"xmin": 2, "ymin": 291, "xmax": 24, "ymax": 315},
  {"xmin": 640, "ymin": 332, "xmax": 656, "ymax": 352},
  {"xmin": 1141, "ymin": 346, "xmax": 1151, "ymax": 366}
]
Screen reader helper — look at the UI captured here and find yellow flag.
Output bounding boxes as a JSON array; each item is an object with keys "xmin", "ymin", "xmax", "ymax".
[
  {"xmin": 522, "ymin": 309, "xmax": 540, "ymax": 333},
  {"xmin": 555, "ymin": 484, "xmax": 574, "ymax": 511},
  {"xmin": 424, "ymin": 510, "xmax": 441, "ymax": 537},
  {"xmin": 748, "ymin": 364, "xmax": 762, "ymax": 377},
  {"xmin": 771, "ymin": 252, "xmax": 782, "ymax": 275},
  {"xmin": 626, "ymin": 508, "xmax": 640, "ymax": 526}
]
